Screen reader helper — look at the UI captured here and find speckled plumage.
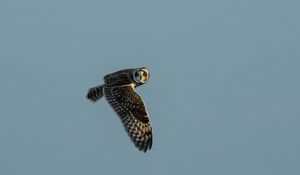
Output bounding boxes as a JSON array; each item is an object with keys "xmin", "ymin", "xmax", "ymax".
[{"xmin": 87, "ymin": 67, "xmax": 152, "ymax": 152}]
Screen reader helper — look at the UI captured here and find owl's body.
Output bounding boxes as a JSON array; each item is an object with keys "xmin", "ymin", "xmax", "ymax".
[{"xmin": 87, "ymin": 67, "xmax": 152, "ymax": 152}]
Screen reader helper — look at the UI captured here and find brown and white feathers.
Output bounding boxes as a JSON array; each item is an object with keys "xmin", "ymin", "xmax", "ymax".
[{"xmin": 87, "ymin": 67, "xmax": 153, "ymax": 152}]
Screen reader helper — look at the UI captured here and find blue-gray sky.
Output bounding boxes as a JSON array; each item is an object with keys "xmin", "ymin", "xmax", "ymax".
[{"xmin": 1, "ymin": 0, "xmax": 300, "ymax": 175}]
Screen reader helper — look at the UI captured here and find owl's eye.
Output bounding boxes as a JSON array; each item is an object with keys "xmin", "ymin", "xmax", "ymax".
[
  {"xmin": 141, "ymin": 71, "xmax": 147, "ymax": 77},
  {"xmin": 133, "ymin": 68, "xmax": 149, "ymax": 84}
]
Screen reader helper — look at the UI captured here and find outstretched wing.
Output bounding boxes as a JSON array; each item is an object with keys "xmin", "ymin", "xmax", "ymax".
[{"xmin": 104, "ymin": 85, "xmax": 153, "ymax": 152}]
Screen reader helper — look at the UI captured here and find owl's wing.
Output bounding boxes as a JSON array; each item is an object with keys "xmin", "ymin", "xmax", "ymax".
[
  {"xmin": 87, "ymin": 85, "xmax": 104, "ymax": 102},
  {"xmin": 104, "ymin": 85, "xmax": 153, "ymax": 152}
]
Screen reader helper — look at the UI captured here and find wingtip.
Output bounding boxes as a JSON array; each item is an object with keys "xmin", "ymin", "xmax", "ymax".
[
  {"xmin": 86, "ymin": 92, "xmax": 97, "ymax": 103},
  {"xmin": 86, "ymin": 85, "xmax": 104, "ymax": 102},
  {"xmin": 137, "ymin": 138, "xmax": 153, "ymax": 153}
]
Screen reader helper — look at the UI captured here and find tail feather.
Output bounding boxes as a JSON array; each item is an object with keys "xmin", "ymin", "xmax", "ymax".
[{"xmin": 87, "ymin": 85, "xmax": 104, "ymax": 102}]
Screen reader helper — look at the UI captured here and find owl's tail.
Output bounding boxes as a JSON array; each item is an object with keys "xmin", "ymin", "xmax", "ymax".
[{"xmin": 87, "ymin": 85, "xmax": 104, "ymax": 102}]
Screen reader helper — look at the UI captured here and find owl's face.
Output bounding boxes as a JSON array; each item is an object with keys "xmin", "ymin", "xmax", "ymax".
[{"xmin": 132, "ymin": 67, "xmax": 150, "ymax": 84}]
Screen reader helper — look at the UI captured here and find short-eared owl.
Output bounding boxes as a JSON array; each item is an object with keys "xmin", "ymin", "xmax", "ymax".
[{"xmin": 86, "ymin": 67, "xmax": 152, "ymax": 152}]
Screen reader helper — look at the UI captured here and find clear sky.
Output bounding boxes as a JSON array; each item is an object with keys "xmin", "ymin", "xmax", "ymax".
[{"xmin": 1, "ymin": 0, "xmax": 300, "ymax": 175}]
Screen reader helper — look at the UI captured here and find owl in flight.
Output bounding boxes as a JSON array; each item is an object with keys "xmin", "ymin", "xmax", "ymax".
[{"xmin": 86, "ymin": 67, "xmax": 153, "ymax": 152}]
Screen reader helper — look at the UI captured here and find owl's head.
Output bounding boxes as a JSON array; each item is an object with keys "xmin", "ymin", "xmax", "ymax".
[{"xmin": 132, "ymin": 67, "xmax": 150, "ymax": 84}]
